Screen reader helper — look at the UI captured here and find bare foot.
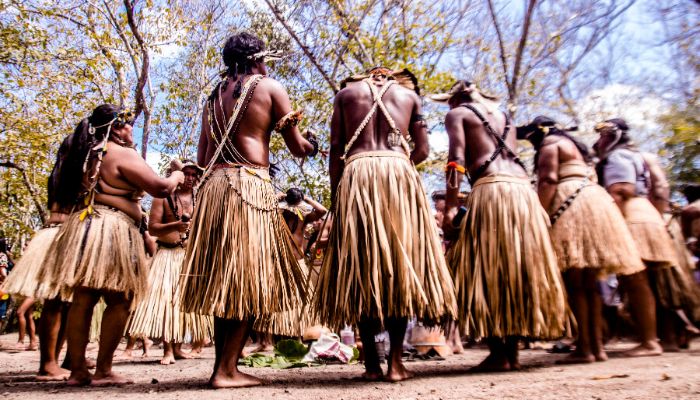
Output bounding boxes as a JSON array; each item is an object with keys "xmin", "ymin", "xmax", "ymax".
[
  {"xmin": 622, "ymin": 341, "xmax": 663, "ymax": 357},
  {"xmin": 556, "ymin": 352, "xmax": 596, "ymax": 365},
  {"xmin": 142, "ymin": 338, "xmax": 153, "ymax": 357},
  {"xmin": 251, "ymin": 343, "xmax": 274, "ymax": 353},
  {"xmin": 36, "ymin": 366, "xmax": 71, "ymax": 382},
  {"xmin": 67, "ymin": 371, "xmax": 92, "ymax": 386},
  {"xmin": 86, "ymin": 358, "xmax": 96, "ymax": 369},
  {"xmin": 470, "ymin": 354, "xmax": 511, "ymax": 373},
  {"xmin": 14, "ymin": 342, "xmax": 26, "ymax": 351},
  {"xmin": 210, "ymin": 371, "xmax": 262, "ymax": 389},
  {"xmin": 91, "ymin": 372, "xmax": 134, "ymax": 386},
  {"xmin": 594, "ymin": 351, "xmax": 608, "ymax": 362},
  {"xmin": 385, "ymin": 364, "xmax": 414, "ymax": 383},
  {"xmin": 160, "ymin": 354, "xmax": 175, "ymax": 365},
  {"xmin": 25, "ymin": 342, "xmax": 38, "ymax": 351},
  {"xmin": 360, "ymin": 370, "xmax": 384, "ymax": 381},
  {"xmin": 116, "ymin": 349, "xmax": 133, "ymax": 359},
  {"xmin": 173, "ymin": 349, "xmax": 193, "ymax": 360}
]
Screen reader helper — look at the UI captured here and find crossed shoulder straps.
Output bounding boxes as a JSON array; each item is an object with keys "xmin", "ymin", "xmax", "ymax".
[
  {"xmin": 461, "ymin": 104, "xmax": 526, "ymax": 184},
  {"xmin": 341, "ymin": 79, "xmax": 411, "ymax": 160},
  {"xmin": 200, "ymin": 74, "xmax": 264, "ymax": 182}
]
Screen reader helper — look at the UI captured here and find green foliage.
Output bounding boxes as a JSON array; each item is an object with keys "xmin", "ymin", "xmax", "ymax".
[{"xmin": 659, "ymin": 102, "xmax": 700, "ymax": 188}]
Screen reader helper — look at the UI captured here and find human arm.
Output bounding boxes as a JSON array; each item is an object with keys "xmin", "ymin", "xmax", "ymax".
[
  {"xmin": 329, "ymin": 93, "xmax": 346, "ymax": 203},
  {"xmin": 642, "ymin": 153, "xmax": 671, "ymax": 213},
  {"xmin": 269, "ymin": 79, "xmax": 314, "ymax": 158},
  {"xmin": 116, "ymin": 148, "xmax": 184, "ymax": 198},
  {"xmin": 408, "ymin": 92, "xmax": 429, "ymax": 165},
  {"xmin": 148, "ymin": 198, "xmax": 189, "ymax": 236},
  {"xmin": 197, "ymin": 104, "xmax": 211, "ymax": 167},
  {"xmin": 442, "ymin": 109, "xmax": 466, "ymax": 237},
  {"xmin": 536, "ymin": 141, "xmax": 560, "ymax": 211},
  {"xmin": 303, "ymin": 195, "xmax": 328, "ymax": 224}
]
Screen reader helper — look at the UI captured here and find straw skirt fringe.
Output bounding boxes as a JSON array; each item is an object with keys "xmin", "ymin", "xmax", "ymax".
[
  {"xmin": 549, "ymin": 179, "xmax": 645, "ymax": 275},
  {"xmin": 177, "ymin": 167, "xmax": 306, "ymax": 327},
  {"xmin": 313, "ymin": 151, "xmax": 457, "ymax": 329},
  {"xmin": 1, "ymin": 226, "xmax": 59, "ymax": 299},
  {"xmin": 447, "ymin": 175, "xmax": 567, "ymax": 339},
  {"xmin": 623, "ymin": 198, "xmax": 678, "ymax": 266},
  {"xmin": 254, "ymin": 258, "xmax": 316, "ymax": 336},
  {"xmin": 129, "ymin": 247, "xmax": 213, "ymax": 342},
  {"xmin": 40, "ymin": 205, "xmax": 149, "ymax": 305}
]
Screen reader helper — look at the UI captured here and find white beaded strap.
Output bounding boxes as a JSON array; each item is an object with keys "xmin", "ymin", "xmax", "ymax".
[
  {"xmin": 200, "ymin": 74, "xmax": 263, "ymax": 184},
  {"xmin": 367, "ymin": 80, "xmax": 411, "ymax": 156},
  {"xmin": 340, "ymin": 79, "xmax": 395, "ymax": 160}
]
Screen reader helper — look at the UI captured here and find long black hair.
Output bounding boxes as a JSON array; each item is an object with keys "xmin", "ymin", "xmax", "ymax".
[
  {"xmin": 53, "ymin": 104, "xmax": 121, "ymax": 210},
  {"xmin": 209, "ymin": 32, "xmax": 265, "ymax": 101}
]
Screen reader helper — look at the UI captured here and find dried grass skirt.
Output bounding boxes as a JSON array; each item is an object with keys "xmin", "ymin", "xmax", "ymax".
[
  {"xmin": 447, "ymin": 175, "xmax": 567, "ymax": 339},
  {"xmin": 623, "ymin": 197, "xmax": 679, "ymax": 266},
  {"xmin": 40, "ymin": 205, "xmax": 149, "ymax": 305},
  {"xmin": 0, "ymin": 226, "xmax": 59, "ymax": 298},
  {"xmin": 129, "ymin": 247, "xmax": 213, "ymax": 342},
  {"xmin": 177, "ymin": 166, "xmax": 306, "ymax": 332},
  {"xmin": 549, "ymin": 178, "xmax": 645, "ymax": 275},
  {"xmin": 313, "ymin": 151, "xmax": 457, "ymax": 329}
]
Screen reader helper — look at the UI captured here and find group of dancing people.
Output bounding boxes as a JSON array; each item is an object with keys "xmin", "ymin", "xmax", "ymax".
[{"xmin": 2, "ymin": 31, "xmax": 699, "ymax": 389}]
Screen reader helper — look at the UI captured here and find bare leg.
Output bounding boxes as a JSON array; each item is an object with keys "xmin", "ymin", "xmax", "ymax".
[
  {"xmin": 118, "ymin": 336, "xmax": 137, "ymax": 359},
  {"xmin": 251, "ymin": 333, "xmax": 274, "ymax": 353},
  {"xmin": 358, "ymin": 317, "xmax": 383, "ymax": 380},
  {"xmin": 586, "ymin": 269, "xmax": 608, "ymax": 362},
  {"xmin": 447, "ymin": 321, "xmax": 464, "ymax": 354},
  {"xmin": 141, "ymin": 337, "xmax": 152, "ymax": 357},
  {"xmin": 212, "ymin": 318, "xmax": 225, "ymax": 376},
  {"xmin": 66, "ymin": 287, "xmax": 100, "ymax": 386},
  {"xmin": 36, "ymin": 298, "xmax": 70, "ymax": 381},
  {"xmin": 90, "ymin": 290, "xmax": 134, "ymax": 386},
  {"xmin": 173, "ymin": 342, "xmax": 192, "ymax": 360},
  {"xmin": 385, "ymin": 317, "xmax": 413, "ymax": 382},
  {"xmin": 619, "ymin": 271, "xmax": 663, "ymax": 357},
  {"xmin": 16, "ymin": 297, "xmax": 34, "ymax": 348},
  {"xmin": 505, "ymin": 337, "xmax": 520, "ymax": 371},
  {"xmin": 20, "ymin": 298, "xmax": 38, "ymax": 350},
  {"xmin": 161, "ymin": 341, "xmax": 175, "ymax": 365},
  {"xmin": 558, "ymin": 269, "xmax": 595, "ymax": 364},
  {"xmin": 209, "ymin": 318, "xmax": 261, "ymax": 389},
  {"xmin": 658, "ymin": 307, "xmax": 680, "ymax": 352},
  {"xmin": 471, "ymin": 337, "xmax": 510, "ymax": 372}
]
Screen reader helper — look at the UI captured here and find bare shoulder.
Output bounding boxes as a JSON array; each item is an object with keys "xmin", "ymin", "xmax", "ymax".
[
  {"xmin": 109, "ymin": 143, "xmax": 140, "ymax": 160},
  {"xmin": 541, "ymin": 135, "xmax": 562, "ymax": 148},
  {"xmin": 257, "ymin": 76, "xmax": 286, "ymax": 94}
]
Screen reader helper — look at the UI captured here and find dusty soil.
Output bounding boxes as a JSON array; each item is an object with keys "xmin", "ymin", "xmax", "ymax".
[{"xmin": 0, "ymin": 333, "xmax": 698, "ymax": 400}]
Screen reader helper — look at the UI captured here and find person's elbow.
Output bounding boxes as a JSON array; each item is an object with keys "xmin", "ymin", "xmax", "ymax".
[
  {"xmin": 411, "ymin": 143, "xmax": 430, "ymax": 165},
  {"xmin": 290, "ymin": 140, "xmax": 313, "ymax": 158}
]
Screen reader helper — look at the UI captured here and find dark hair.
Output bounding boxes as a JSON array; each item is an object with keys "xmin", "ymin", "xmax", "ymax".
[
  {"xmin": 0, "ymin": 238, "xmax": 7, "ymax": 253},
  {"xmin": 216, "ymin": 32, "xmax": 265, "ymax": 99},
  {"xmin": 54, "ymin": 104, "xmax": 121, "ymax": 210},
  {"xmin": 47, "ymin": 133, "xmax": 76, "ymax": 209},
  {"xmin": 285, "ymin": 188, "xmax": 304, "ymax": 205},
  {"xmin": 520, "ymin": 116, "xmax": 591, "ymax": 167},
  {"xmin": 683, "ymin": 184, "xmax": 700, "ymax": 203}
]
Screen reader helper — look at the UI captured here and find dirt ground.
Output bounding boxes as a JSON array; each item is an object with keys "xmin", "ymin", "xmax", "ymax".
[{"xmin": 0, "ymin": 333, "xmax": 698, "ymax": 400}]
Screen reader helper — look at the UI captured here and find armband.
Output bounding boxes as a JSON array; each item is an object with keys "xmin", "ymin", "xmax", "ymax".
[
  {"xmin": 445, "ymin": 161, "xmax": 466, "ymax": 174},
  {"xmin": 274, "ymin": 110, "xmax": 303, "ymax": 132},
  {"xmin": 410, "ymin": 113, "xmax": 426, "ymax": 123}
]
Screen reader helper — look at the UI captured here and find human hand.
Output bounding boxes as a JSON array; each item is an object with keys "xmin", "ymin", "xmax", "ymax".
[{"xmin": 174, "ymin": 219, "xmax": 190, "ymax": 233}]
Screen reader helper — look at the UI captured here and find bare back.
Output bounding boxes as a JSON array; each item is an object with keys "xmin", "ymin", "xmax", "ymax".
[
  {"xmin": 199, "ymin": 75, "xmax": 311, "ymax": 167},
  {"xmin": 446, "ymin": 102, "xmax": 526, "ymax": 181},
  {"xmin": 336, "ymin": 78, "xmax": 420, "ymax": 158}
]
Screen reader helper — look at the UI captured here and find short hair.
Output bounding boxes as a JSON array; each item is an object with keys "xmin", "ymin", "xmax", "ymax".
[{"xmin": 285, "ymin": 188, "xmax": 304, "ymax": 205}]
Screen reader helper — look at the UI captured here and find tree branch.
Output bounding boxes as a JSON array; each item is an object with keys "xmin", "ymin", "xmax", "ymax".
[
  {"xmin": 263, "ymin": 0, "xmax": 339, "ymax": 93},
  {"xmin": 0, "ymin": 161, "xmax": 46, "ymax": 225}
]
